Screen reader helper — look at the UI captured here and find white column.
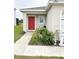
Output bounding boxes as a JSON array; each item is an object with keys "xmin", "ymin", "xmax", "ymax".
[{"xmin": 23, "ymin": 13, "xmax": 27, "ymax": 32}]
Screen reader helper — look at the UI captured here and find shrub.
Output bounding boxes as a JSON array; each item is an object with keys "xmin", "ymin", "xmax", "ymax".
[
  {"xmin": 19, "ymin": 19, "xmax": 23, "ymax": 23},
  {"xmin": 16, "ymin": 18, "xmax": 19, "ymax": 25},
  {"xmin": 30, "ymin": 27, "xmax": 55, "ymax": 45}
]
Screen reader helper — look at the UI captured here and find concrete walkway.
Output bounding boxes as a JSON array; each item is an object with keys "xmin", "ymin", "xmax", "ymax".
[{"xmin": 14, "ymin": 32, "xmax": 64, "ymax": 57}]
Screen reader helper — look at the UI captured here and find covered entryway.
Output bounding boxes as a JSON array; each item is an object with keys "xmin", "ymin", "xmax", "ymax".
[{"xmin": 28, "ymin": 16, "xmax": 35, "ymax": 30}]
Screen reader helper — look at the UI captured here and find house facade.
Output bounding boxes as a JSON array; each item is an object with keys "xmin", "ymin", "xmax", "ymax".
[{"xmin": 20, "ymin": 0, "xmax": 64, "ymax": 46}]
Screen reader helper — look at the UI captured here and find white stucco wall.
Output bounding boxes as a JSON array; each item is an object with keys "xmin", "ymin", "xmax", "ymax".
[{"xmin": 47, "ymin": 4, "xmax": 64, "ymax": 32}]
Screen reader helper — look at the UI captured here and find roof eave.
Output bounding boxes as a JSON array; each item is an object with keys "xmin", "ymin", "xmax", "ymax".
[{"xmin": 20, "ymin": 10, "xmax": 46, "ymax": 12}]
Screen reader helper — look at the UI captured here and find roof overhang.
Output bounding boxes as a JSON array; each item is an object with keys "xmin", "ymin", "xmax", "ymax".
[
  {"xmin": 20, "ymin": 0, "xmax": 64, "ymax": 14},
  {"xmin": 20, "ymin": 10, "xmax": 46, "ymax": 12},
  {"xmin": 20, "ymin": 6, "xmax": 47, "ymax": 14},
  {"xmin": 21, "ymin": 11, "xmax": 47, "ymax": 14},
  {"xmin": 46, "ymin": 0, "xmax": 64, "ymax": 11}
]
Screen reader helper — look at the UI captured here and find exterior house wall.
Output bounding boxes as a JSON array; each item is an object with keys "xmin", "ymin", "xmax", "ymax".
[{"xmin": 47, "ymin": 5, "xmax": 64, "ymax": 33}]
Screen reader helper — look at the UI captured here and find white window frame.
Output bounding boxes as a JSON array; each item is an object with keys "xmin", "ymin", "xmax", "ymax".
[
  {"xmin": 37, "ymin": 16, "xmax": 45, "ymax": 28},
  {"xmin": 38, "ymin": 16, "xmax": 45, "ymax": 24}
]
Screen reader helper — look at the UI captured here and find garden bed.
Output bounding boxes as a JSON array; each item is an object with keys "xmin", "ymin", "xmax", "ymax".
[{"xmin": 29, "ymin": 27, "xmax": 55, "ymax": 45}]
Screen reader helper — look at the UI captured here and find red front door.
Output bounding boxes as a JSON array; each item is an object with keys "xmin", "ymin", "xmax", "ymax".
[{"xmin": 28, "ymin": 16, "xmax": 35, "ymax": 30}]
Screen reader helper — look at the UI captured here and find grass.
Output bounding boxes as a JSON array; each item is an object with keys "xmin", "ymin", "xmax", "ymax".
[
  {"xmin": 14, "ymin": 24, "xmax": 25, "ymax": 43},
  {"xmin": 14, "ymin": 55, "xmax": 64, "ymax": 59}
]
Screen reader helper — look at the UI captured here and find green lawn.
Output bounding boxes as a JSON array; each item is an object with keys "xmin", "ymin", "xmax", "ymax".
[
  {"xmin": 14, "ymin": 55, "xmax": 64, "ymax": 59},
  {"xmin": 14, "ymin": 24, "xmax": 25, "ymax": 43}
]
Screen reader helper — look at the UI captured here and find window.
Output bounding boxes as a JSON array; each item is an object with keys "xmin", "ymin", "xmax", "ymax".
[
  {"xmin": 60, "ymin": 10, "xmax": 64, "ymax": 37},
  {"xmin": 61, "ymin": 10, "xmax": 64, "ymax": 19},
  {"xmin": 38, "ymin": 16, "xmax": 45, "ymax": 28},
  {"xmin": 38, "ymin": 16, "xmax": 45, "ymax": 24},
  {"xmin": 39, "ymin": 17, "xmax": 43, "ymax": 23},
  {"xmin": 60, "ymin": 10, "xmax": 64, "ymax": 27}
]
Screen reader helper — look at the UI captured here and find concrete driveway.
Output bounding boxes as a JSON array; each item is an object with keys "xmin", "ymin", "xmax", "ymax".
[{"xmin": 14, "ymin": 32, "xmax": 64, "ymax": 57}]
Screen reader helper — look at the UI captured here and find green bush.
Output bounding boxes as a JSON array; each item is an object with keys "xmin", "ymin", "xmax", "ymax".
[
  {"xmin": 30, "ymin": 27, "xmax": 55, "ymax": 45},
  {"xmin": 16, "ymin": 18, "xmax": 19, "ymax": 25}
]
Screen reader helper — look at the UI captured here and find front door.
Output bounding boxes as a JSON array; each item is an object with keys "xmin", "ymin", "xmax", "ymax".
[{"xmin": 28, "ymin": 16, "xmax": 35, "ymax": 30}]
